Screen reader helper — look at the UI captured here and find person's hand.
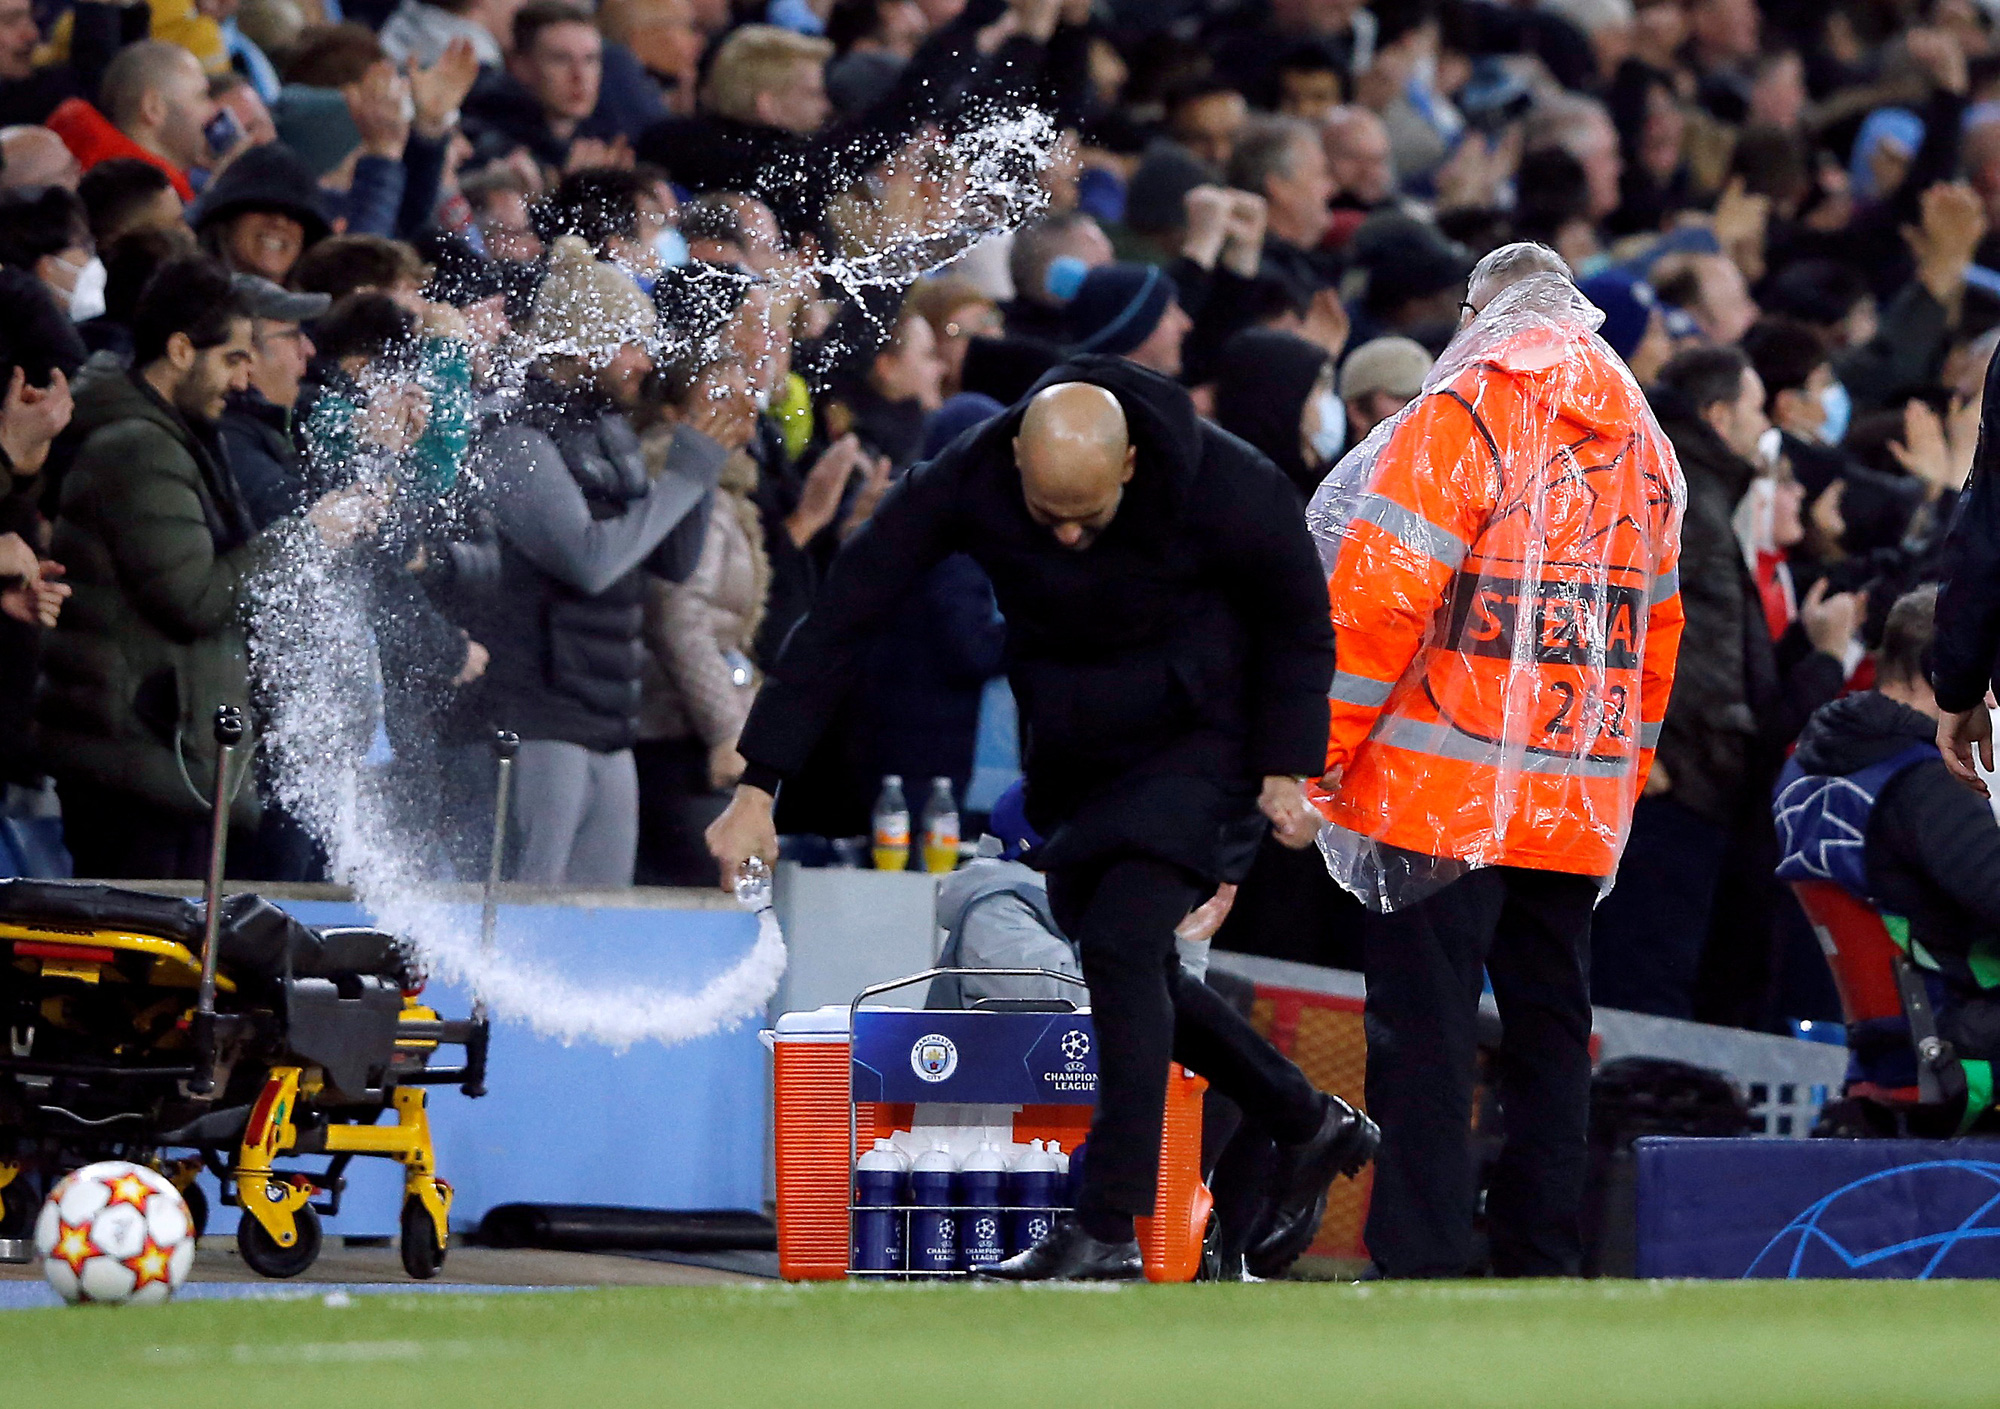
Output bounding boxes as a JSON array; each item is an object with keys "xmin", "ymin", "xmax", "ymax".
[
  {"xmin": 1799, "ymin": 576, "xmax": 1862, "ymax": 658},
  {"xmin": 785, "ymin": 434, "xmax": 865, "ymax": 547},
  {"xmin": 1174, "ymin": 883, "xmax": 1238, "ymax": 944},
  {"xmin": 453, "ymin": 636, "xmax": 489, "ymax": 686},
  {"xmin": 1220, "ymin": 191, "xmax": 1267, "ymax": 278},
  {"xmin": 708, "ymin": 739, "xmax": 746, "ymax": 792},
  {"xmin": 1905, "ymin": 181, "xmax": 1987, "ymax": 306},
  {"xmin": 683, "ymin": 360, "xmax": 759, "ymax": 451},
  {"xmin": 1908, "ymin": 24, "xmax": 1970, "ymax": 95},
  {"xmin": 305, "ymin": 482, "xmax": 388, "ymax": 549},
  {"xmin": 409, "ymin": 37, "xmax": 479, "ymax": 141},
  {"xmin": 1301, "ymin": 287, "xmax": 1351, "ymax": 358},
  {"xmin": 359, "ymin": 384, "xmax": 430, "ymax": 453},
  {"xmin": 1433, "ymin": 125, "xmax": 1521, "ymax": 211},
  {"xmin": 0, "ymin": 555, "xmax": 66, "ymax": 628},
  {"xmin": 1642, "ymin": 759, "xmax": 1672, "ymax": 797},
  {"xmin": 705, "ymin": 783, "xmax": 779, "ymax": 890},
  {"xmin": 1889, "ymin": 397, "xmax": 1966, "ymax": 497},
  {"xmin": 1259, "ymin": 775, "xmax": 1320, "ymax": 849},
  {"xmin": 839, "ymin": 451, "xmax": 895, "ymax": 539},
  {"xmin": 1939, "ymin": 699, "xmax": 1996, "ymax": 795},
  {"xmin": 1006, "ymin": 0, "xmax": 1062, "ymax": 44},
  {"xmin": 0, "ymin": 366, "xmax": 70, "ymax": 474},
  {"xmin": 1180, "ymin": 184, "xmax": 1230, "ymax": 270},
  {"xmin": 0, "ymin": 531, "xmax": 36, "ymax": 581},
  {"xmin": 565, "ymin": 135, "xmax": 633, "ymax": 173},
  {"xmin": 345, "ymin": 59, "xmax": 412, "ymax": 160}
]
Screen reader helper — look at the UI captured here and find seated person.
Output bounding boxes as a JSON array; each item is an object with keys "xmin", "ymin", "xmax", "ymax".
[{"xmin": 1775, "ymin": 585, "xmax": 2000, "ymax": 1104}]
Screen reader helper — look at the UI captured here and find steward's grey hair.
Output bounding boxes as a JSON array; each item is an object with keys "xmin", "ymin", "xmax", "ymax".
[{"xmin": 1467, "ymin": 241, "xmax": 1573, "ymax": 307}]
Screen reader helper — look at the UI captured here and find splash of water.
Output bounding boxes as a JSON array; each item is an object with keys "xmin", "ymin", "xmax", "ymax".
[{"xmin": 246, "ymin": 109, "xmax": 1058, "ymax": 1047}]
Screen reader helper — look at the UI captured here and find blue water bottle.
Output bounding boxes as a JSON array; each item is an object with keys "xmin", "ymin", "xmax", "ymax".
[
  {"xmin": 956, "ymin": 1141, "xmax": 1009, "ymax": 1270},
  {"xmin": 909, "ymin": 1142, "xmax": 959, "ymax": 1274},
  {"xmin": 853, "ymin": 1138, "xmax": 908, "ymax": 1273},
  {"xmin": 1005, "ymin": 1140, "xmax": 1061, "ymax": 1255}
]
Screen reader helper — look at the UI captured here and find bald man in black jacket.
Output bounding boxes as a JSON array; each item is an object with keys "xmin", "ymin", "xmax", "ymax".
[{"xmin": 708, "ymin": 356, "xmax": 1376, "ymax": 1280}]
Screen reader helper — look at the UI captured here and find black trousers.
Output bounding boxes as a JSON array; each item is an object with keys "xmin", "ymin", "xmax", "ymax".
[
  {"xmin": 1360, "ymin": 865, "xmax": 1598, "ymax": 1278},
  {"xmin": 58, "ymin": 779, "xmax": 221, "ymax": 881},
  {"xmin": 1047, "ymin": 854, "xmax": 1325, "ymax": 1221}
]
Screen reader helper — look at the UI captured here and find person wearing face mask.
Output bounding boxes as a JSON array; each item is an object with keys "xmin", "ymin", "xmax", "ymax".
[
  {"xmin": 1211, "ymin": 326, "xmax": 1336, "ymax": 504},
  {"xmin": 536, "ymin": 164, "xmax": 689, "ymax": 296},
  {"xmin": 0, "ymin": 183, "xmax": 105, "ymax": 325},
  {"xmin": 1593, "ymin": 344, "xmax": 1854, "ymax": 1024}
]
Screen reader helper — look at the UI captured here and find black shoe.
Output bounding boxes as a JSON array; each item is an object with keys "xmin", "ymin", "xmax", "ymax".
[
  {"xmin": 974, "ymin": 1217, "xmax": 1144, "ymax": 1282},
  {"xmin": 1246, "ymin": 1095, "xmax": 1380, "ymax": 1274}
]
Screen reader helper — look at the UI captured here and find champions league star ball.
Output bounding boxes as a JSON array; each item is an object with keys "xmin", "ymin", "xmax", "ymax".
[{"xmin": 34, "ymin": 1162, "xmax": 196, "ymax": 1305}]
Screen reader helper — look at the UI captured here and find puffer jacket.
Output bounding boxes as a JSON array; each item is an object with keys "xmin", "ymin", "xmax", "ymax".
[
  {"xmin": 637, "ymin": 440, "xmax": 768, "ymax": 748},
  {"xmin": 37, "ymin": 352, "xmax": 264, "ymax": 823}
]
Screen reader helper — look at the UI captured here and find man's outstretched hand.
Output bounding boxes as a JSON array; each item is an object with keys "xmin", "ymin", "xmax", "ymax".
[
  {"xmin": 1260, "ymin": 775, "xmax": 1321, "ymax": 849},
  {"xmin": 1939, "ymin": 702, "xmax": 1995, "ymax": 796},
  {"xmin": 706, "ymin": 783, "xmax": 780, "ymax": 891}
]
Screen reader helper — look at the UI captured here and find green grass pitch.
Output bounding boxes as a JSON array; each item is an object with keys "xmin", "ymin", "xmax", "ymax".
[{"xmin": 11, "ymin": 1279, "xmax": 1999, "ymax": 1407}]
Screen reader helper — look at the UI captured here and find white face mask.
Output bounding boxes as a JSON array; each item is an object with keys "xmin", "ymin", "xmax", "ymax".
[
  {"xmin": 65, "ymin": 254, "xmax": 106, "ymax": 322},
  {"xmin": 1307, "ymin": 387, "xmax": 1347, "ymax": 466}
]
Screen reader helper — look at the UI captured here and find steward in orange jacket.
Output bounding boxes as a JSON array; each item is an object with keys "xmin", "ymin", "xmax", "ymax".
[
  {"xmin": 1310, "ymin": 268, "xmax": 1685, "ymax": 888},
  {"xmin": 1304, "ymin": 246, "xmax": 1686, "ymax": 1281}
]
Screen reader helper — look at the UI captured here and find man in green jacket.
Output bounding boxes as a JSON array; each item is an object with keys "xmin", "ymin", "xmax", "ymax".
[{"xmin": 38, "ymin": 254, "xmax": 372, "ymax": 878}]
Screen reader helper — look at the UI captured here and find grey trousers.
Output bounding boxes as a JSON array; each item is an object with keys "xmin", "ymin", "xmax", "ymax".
[{"xmin": 510, "ymin": 739, "xmax": 639, "ymax": 887}]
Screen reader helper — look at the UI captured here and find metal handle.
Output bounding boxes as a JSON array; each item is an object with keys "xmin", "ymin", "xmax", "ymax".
[
  {"xmin": 190, "ymin": 705, "xmax": 244, "ymax": 1097},
  {"xmin": 463, "ymin": 730, "xmax": 517, "ymax": 1099}
]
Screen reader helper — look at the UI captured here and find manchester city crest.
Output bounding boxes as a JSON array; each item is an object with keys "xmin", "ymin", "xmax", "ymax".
[{"xmin": 911, "ymin": 1033, "xmax": 959, "ymax": 1083}]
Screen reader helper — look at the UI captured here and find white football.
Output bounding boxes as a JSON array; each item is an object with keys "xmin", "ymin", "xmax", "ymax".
[{"xmin": 34, "ymin": 1161, "xmax": 196, "ymax": 1305}]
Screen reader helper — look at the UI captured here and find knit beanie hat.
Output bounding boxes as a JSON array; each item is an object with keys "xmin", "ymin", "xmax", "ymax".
[
  {"xmin": 1067, "ymin": 262, "xmax": 1177, "ymax": 357},
  {"xmin": 529, "ymin": 235, "xmax": 661, "ymax": 365}
]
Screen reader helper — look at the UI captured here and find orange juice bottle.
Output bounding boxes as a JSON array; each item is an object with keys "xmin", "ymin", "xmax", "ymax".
[
  {"xmin": 871, "ymin": 775, "xmax": 910, "ymax": 871},
  {"xmin": 920, "ymin": 776, "xmax": 959, "ymax": 873}
]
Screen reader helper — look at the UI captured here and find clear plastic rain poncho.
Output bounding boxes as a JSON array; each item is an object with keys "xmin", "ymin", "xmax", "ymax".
[{"xmin": 1305, "ymin": 272, "xmax": 1687, "ymax": 913}]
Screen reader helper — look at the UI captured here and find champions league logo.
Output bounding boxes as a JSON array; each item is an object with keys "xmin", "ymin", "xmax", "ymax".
[
  {"xmin": 1060, "ymin": 1030, "xmax": 1091, "ymax": 1061},
  {"xmin": 911, "ymin": 1034, "xmax": 959, "ymax": 1083}
]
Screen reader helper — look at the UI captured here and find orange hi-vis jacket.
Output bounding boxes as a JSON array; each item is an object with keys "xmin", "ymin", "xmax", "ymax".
[{"xmin": 1309, "ymin": 322, "xmax": 1685, "ymax": 877}]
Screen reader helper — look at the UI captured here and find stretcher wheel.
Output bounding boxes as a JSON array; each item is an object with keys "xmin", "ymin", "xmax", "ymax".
[
  {"xmin": 399, "ymin": 1196, "xmax": 446, "ymax": 1279},
  {"xmin": 182, "ymin": 1182, "xmax": 209, "ymax": 1241},
  {"xmin": 237, "ymin": 1205, "xmax": 322, "ymax": 1279}
]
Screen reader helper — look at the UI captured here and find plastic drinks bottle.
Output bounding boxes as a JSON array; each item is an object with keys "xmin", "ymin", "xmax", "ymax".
[
  {"xmin": 908, "ymin": 1141, "xmax": 959, "ymax": 1273},
  {"xmin": 853, "ymin": 1138, "xmax": 908, "ymax": 1273},
  {"xmin": 872, "ymin": 775, "xmax": 910, "ymax": 872},
  {"xmin": 1005, "ymin": 1140, "xmax": 1061, "ymax": 1255},
  {"xmin": 956, "ymin": 1142, "xmax": 1009, "ymax": 1269},
  {"xmin": 1046, "ymin": 1139, "xmax": 1070, "ymax": 1178},
  {"xmin": 920, "ymin": 777, "xmax": 960, "ymax": 874}
]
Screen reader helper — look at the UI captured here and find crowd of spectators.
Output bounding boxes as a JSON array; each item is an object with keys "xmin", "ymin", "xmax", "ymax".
[{"xmin": 0, "ymin": 0, "xmax": 1994, "ymax": 1037}]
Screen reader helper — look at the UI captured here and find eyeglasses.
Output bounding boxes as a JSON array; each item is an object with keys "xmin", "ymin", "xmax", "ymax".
[{"xmin": 1459, "ymin": 301, "xmax": 1477, "ymax": 317}]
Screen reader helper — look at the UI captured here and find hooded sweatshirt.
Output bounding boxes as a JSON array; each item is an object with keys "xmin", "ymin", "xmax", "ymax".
[
  {"xmin": 736, "ymin": 354, "xmax": 1334, "ymax": 881},
  {"xmin": 1788, "ymin": 691, "xmax": 2000, "ymax": 986},
  {"xmin": 1211, "ymin": 328, "xmax": 1331, "ymax": 502}
]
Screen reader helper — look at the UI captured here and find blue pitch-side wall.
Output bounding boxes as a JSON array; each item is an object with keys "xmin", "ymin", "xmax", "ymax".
[
  {"xmin": 1637, "ymin": 1137, "xmax": 2000, "ymax": 1278},
  {"xmin": 192, "ymin": 899, "xmax": 769, "ymax": 1236}
]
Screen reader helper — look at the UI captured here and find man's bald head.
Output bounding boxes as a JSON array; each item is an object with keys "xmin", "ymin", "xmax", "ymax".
[
  {"xmin": 1014, "ymin": 382, "xmax": 1135, "ymax": 550},
  {"xmin": 0, "ymin": 126, "xmax": 80, "ymax": 189}
]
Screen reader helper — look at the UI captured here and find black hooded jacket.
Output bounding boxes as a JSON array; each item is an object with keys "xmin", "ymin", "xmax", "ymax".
[
  {"xmin": 1651, "ymin": 388, "xmax": 1845, "ymax": 825},
  {"xmin": 736, "ymin": 356, "xmax": 1335, "ymax": 880},
  {"xmin": 1792, "ymin": 691, "xmax": 2000, "ymax": 982},
  {"xmin": 1211, "ymin": 329, "xmax": 1330, "ymax": 502}
]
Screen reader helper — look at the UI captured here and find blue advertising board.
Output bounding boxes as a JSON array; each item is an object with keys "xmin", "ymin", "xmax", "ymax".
[
  {"xmin": 851, "ymin": 1009, "xmax": 1098, "ymax": 1106},
  {"xmin": 1636, "ymin": 1137, "xmax": 2000, "ymax": 1278}
]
